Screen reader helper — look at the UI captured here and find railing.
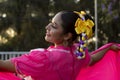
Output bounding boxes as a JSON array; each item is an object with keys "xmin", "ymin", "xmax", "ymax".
[{"xmin": 0, "ymin": 52, "xmax": 28, "ymax": 60}]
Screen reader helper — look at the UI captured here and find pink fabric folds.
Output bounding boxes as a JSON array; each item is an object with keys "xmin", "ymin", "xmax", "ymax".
[
  {"xmin": 0, "ymin": 43, "xmax": 120, "ymax": 80},
  {"xmin": 77, "ymin": 43, "xmax": 120, "ymax": 80},
  {"xmin": 0, "ymin": 72, "xmax": 21, "ymax": 80}
]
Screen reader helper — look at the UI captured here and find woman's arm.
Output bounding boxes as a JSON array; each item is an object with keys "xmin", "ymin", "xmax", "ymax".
[
  {"xmin": 0, "ymin": 60, "xmax": 16, "ymax": 73},
  {"xmin": 89, "ymin": 44, "xmax": 120, "ymax": 65}
]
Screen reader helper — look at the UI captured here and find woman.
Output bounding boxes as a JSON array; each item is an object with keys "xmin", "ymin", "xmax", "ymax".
[{"xmin": 0, "ymin": 11, "xmax": 120, "ymax": 80}]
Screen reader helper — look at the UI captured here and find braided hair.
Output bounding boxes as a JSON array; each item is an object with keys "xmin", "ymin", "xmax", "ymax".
[{"xmin": 58, "ymin": 11, "xmax": 95, "ymax": 59}]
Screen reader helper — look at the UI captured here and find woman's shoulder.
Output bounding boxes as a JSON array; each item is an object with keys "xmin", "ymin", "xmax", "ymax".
[{"xmin": 30, "ymin": 48, "xmax": 47, "ymax": 53}]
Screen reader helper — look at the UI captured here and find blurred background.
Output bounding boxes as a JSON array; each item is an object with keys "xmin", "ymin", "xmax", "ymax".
[{"xmin": 0, "ymin": 0, "xmax": 120, "ymax": 51}]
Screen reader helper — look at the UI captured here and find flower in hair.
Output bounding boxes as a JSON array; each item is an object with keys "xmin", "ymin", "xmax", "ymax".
[
  {"xmin": 75, "ymin": 32, "xmax": 87, "ymax": 59},
  {"xmin": 75, "ymin": 18, "xmax": 94, "ymax": 39},
  {"xmin": 74, "ymin": 11, "xmax": 86, "ymax": 20},
  {"xmin": 74, "ymin": 11, "xmax": 95, "ymax": 59},
  {"xmin": 74, "ymin": 11, "xmax": 94, "ymax": 39}
]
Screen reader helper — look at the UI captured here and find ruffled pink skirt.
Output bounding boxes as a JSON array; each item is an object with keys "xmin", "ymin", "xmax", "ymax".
[{"xmin": 77, "ymin": 44, "xmax": 120, "ymax": 80}]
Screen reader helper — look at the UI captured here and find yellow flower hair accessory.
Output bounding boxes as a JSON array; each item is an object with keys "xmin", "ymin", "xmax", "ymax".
[
  {"xmin": 74, "ymin": 11, "xmax": 95, "ymax": 39},
  {"xmin": 73, "ymin": 11, "xmax": 95, "ymax": 59},
  {"xmin": 74, "ymin": 11, "xmax": 86, "ymax": 20}
]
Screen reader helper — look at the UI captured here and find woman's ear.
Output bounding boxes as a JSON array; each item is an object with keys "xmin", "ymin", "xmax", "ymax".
[{"xmin": 64, "ymin": 33, "xmax": 73, "ymax": 41}]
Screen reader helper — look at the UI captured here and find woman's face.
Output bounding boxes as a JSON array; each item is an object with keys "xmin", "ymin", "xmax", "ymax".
[{"xmin": 45, "ymin": 13, "xmax": 65, "ymax": 46}]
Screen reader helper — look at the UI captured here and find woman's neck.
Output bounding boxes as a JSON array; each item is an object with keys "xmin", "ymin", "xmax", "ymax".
[
  {"xmin": 54, "ymin": 42, "xmax": 73, "ymax": 48},
  {"xmin": 54, "ymin": 39, "xmax": 73, "ymax": 47}
]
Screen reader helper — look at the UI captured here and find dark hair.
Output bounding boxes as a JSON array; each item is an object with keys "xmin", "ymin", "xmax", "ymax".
[{"xmin": 59, "ymin": 11, "xmax": 95, "ymax": 41}]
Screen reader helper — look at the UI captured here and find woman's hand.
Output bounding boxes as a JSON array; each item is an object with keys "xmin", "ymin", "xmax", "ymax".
[{"xmin": 110, "ymin": 44, "xmax": 120, "ymax": 51}]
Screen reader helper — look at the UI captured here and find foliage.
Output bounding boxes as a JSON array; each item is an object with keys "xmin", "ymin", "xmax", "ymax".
[
  {"xmin": 97, "ymin": 0, "xmax": 120, "ymax": 47},
  {"xmin": 0, "ymin": 0, "xmax": 119, "ymax": 51}
]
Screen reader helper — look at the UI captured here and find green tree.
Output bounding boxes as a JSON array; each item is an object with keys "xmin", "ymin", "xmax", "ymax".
[
  {"xmin": 0, "ymin": 0, "xmax": 119, "ymax": 51},
  {"xmin": 0, "ymin": 0, "xmax": 50, "ymax": 51},
  {"xmin": 97, "ymin": 0, "xmax": 120, "ymax": 47}
]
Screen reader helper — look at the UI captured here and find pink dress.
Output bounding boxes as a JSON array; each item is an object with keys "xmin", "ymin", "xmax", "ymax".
[
  {"xmin": 0, "ymin": 72, "xmax": 21, "ymax": 80},
  {"xmin": 10, "ymin": 45, "xmax": 90, "ymax": 80},
  {"xmin": 0, "ymin": 43, "xmax": 119, "ymax": 80}
]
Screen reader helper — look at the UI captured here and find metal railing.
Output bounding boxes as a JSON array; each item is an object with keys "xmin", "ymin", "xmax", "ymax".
[{"xmin": 0, "ymin": 52, "xmax": 28, "ymax": 60}]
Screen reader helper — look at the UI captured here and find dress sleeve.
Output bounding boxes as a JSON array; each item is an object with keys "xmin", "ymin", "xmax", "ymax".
[{"xmin": 10, "ymin": 49, "xmax": 50, "ymax": 78}]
